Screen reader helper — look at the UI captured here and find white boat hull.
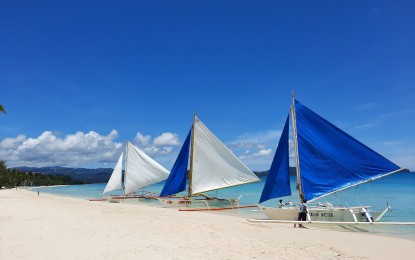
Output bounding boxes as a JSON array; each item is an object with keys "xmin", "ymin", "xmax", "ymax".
[
  {"xmin": 106, "ymin": 195, "xmax": 156, "ymax": 203},
  {"xmin": 157, "ymin": 197, "xmax": 238, "ymax": 209},
  {"xmin": 259, "ymin": 205, "xmax": 387, "ymax": 222}
]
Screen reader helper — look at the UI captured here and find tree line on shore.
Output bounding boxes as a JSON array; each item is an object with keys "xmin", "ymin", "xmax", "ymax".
[{"xmin": 0, "ymin": 160, "xmax": 83, "ymax": 188}]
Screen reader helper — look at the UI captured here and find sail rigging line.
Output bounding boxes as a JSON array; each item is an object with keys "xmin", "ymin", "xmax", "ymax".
[
  {"xmin": 290, "ymin": 91, "xmax": 303, "ymax": 201},
  {"xmin": 348, "ymin": 181, "xmax": 382, "ymax": 210},
  {"xmin": 307, "ymin": 168, "xmax": 405, "ymax": 203},
  {"xmin": 366, "ymin": 183, "xmax": 382, "ymax": 209}
]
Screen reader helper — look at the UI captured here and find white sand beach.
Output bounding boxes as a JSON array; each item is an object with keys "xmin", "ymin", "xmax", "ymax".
[{"xmin": 1, "ymin": 188, "xmax": 414, "ymax": 259}]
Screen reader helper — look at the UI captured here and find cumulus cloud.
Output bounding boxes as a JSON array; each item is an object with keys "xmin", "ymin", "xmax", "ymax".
[
  {"xmin": 254, "ymin": 149, "xmax": 273, "ymax": 157},
  {"xmin": 134, "ymin": 132, "xmax": 151, "ymax": 146},
  {"xmin": 132, "ymin": 131, "xmax": 180, "ymax": 158},
  {"xmin": 227, "ymin": 129, "xmax": 299, "ymax": 171},
  {"xmin": 228, "ymin": 130, "xmax": 280, "ymax": 158},
  {"xmin": 0, "ymin": 130, "xmax": 122, "ymax": 168},
  {"xmin": 153, "ymin": 132, "xmax": 180, "ymax": 146},
  {"xmin": 140, "ymin": 144, "xmax": 174, "ymax": 156},
  {"xmin": 228, "ymin": 130, "xmax": 280, "ymax": 150},
  {"xmin": 0, "ymin": 127, "xmax": 306, "ymax": 171},
  {"xmin": 0, "ymin": 125, "xmax": 242, "ymax": 170},
  {"xmin": 0, "ymin": 130, "xmax": 185, "ymax": 168}
]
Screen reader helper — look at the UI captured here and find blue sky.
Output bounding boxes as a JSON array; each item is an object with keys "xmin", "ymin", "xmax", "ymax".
[{"xmin": 0, "ymin": 1, "xmax": 414, "ymax": 171}]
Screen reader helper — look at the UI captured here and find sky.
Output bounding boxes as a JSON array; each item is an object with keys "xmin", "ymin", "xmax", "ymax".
[{"xmin": 0, "ymin": 1, "xmax": 414, "ymax": 171}]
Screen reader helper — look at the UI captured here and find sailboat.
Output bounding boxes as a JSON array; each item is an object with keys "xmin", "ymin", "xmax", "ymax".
[
  {"xmin": 157, "ymin": 114, "xmax": 260, "ymax": 209},
  {"xmin": 258, "ymin": 92, "xmax": 406, "ymax": 223},
  {"xmin": 102, "ymin": 142, "xmax": 170, "ymax": 203}
]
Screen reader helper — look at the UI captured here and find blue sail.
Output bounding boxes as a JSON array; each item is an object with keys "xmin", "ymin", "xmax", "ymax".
[
  {"xmin": 160, "ymin": 130, "xmax": 191, "ymax": 197},
  {"xmin": 295, "ymin": 100, "xmax": 401, "ymax": 201},
  {"xmin": 259, "ymin": 115, "xmax": 291, "ymax": 203}
]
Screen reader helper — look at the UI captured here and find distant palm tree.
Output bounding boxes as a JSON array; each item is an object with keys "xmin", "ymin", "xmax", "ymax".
[{"xmin": 0, "ymin": 104, "xmax": 6, "ymax": 114}]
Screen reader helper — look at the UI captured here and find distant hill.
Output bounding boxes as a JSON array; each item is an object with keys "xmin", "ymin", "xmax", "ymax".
[
  {"xmin": 12, "ymin": 166, "xmax": 299, "ymax": 184},
  {"xmin": 13, "ymin": 166, "xmax": 113, "ymax": 184}
]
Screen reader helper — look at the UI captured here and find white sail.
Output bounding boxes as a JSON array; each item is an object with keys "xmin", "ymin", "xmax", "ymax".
[
  {"xmin": 124, "ymin": 142, "xmax": 170, "ymax": 195},
  {"xmin": 191, "ymin": 116, "xmax": 259, "ymax": 195},
  {"xmin": 103, "ymin": 153, "xmax": 123, "ymax": 194}
]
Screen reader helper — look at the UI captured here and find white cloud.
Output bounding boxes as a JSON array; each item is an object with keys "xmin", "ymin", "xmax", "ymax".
[
  {"xmin": 134, "ymin": 132, "xmax": 151, "ymax": 146},
  {"xmin": 0, "ymin": 127, "xmax": 311, "ymax": 172},
  {"xmin": 230, "ymin": 130, "xmax": 282, "ymax": 168},
  {"xmin": 140, "ymin": 144, "xmax": 173, "ymax": 156},
  {"xmin": 132, "ymin": 132, "xmax": 181, "ymax": 159},
  {"xmin": 159, "ymin": 146, "xmax": 173, "ymax": 155},
  {"xmin": 229, "ymin": 130, "xmax": 299, "ymax": 171},
  {"xmin": 0, "ymin": 134, "xmax": 26, "ymax": 149},
  {"xmin": 254, "ymin": 149, "xmax": 272, "ymax": 157},
  {"xmin": 0, "ymin": 130, "xmax": 122, "ymax": 168},
  {"xmin": 153, "ymin": 132, "xmax": 180, "ymax": 146},
  {"xmin": 141, "ymin": 145, "xmax": 161, "ymax": 156},
  {"xmin": 228, "ymin": 130, "xmax": 280, "ymax": 149}
]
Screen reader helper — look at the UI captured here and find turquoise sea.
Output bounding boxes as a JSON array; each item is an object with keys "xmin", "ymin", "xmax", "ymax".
[{"xmin": 31, "ymin": 172, "xmax": 415, "ymax": 240}]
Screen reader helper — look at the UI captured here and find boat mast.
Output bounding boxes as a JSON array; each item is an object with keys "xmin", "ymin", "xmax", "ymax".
[
  {"xmin": 188, "ymin": 113, "xmax": 196, "ymax": 197},
  {"xmin": 290, "ymin": 91, "xmax": 304, "ymax": 202},
  {"xmin": 123, "ymin": 142, "xmax": 128, "ymax": 195}
]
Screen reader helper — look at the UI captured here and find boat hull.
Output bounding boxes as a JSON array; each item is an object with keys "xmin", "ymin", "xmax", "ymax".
[
  {"xmin": 259, "ymin": 205, "xmax": 386, "ymax": 222},
  {"xmin": 106, "ymin": 195, "xmax": 156, "ymax": 203},
  {"xmin": 157, "ymin": 197, "xmax": 238, "ymax": 209}
]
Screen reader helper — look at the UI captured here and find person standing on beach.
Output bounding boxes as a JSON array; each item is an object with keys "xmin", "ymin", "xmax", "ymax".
[
  {"xmin": 294, "ymin": 199, "xmax": 308, "ymax": 228},
  {"xmin": 279, "ymin": 199, "xmax": 284, "ymax": 208}
]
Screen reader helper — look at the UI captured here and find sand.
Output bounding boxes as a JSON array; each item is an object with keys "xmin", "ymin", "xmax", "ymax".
[{"xmin": 1, "ymin": 188, "xmax": 414, "ymax": 259}]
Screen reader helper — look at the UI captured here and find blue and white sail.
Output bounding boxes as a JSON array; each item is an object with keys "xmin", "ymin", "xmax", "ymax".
[
  {"xmin": 160, "ymin": 115, "xmax": 260, "ymax": 197},
  {"xmin": 160, "ymin": 130, "xmax": 191, "ymax": 197},
  {"xmin": 257, "ymin": 94, "xmax": 408, "ymax": 223},
  {"xmin": 294, "ymin": 100, "xmax": 402, "ymax": 202},
  {"xmin": 259, "ymin": 97, "xmax": 404, "ymax": 204},
  {"xmin": 259, "ymin": 115, "xmax": 291, "ymax": 203}
]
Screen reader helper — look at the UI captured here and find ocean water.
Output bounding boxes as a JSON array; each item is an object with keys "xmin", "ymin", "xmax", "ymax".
[{"xmin": 30, "ymin": 172, "xmax": 415, "ymax": 240}]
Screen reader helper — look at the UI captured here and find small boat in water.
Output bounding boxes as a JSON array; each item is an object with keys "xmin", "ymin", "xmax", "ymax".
[
  {"xmin": 157, "ymin": 114, "xmax": 260, "ymax": 209},
  {"xmin": 102, "ymin": 142, "xmax": 170, "ymax": 203},
  {"xmin": 258, "ymin": 92, "xmax": 406, "ymax": 223}
]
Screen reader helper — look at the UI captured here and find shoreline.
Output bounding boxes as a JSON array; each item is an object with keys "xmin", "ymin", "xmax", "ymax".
[{"xmin": 1, "ymin": 188, "xmax": 414, "ymax": 259}]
